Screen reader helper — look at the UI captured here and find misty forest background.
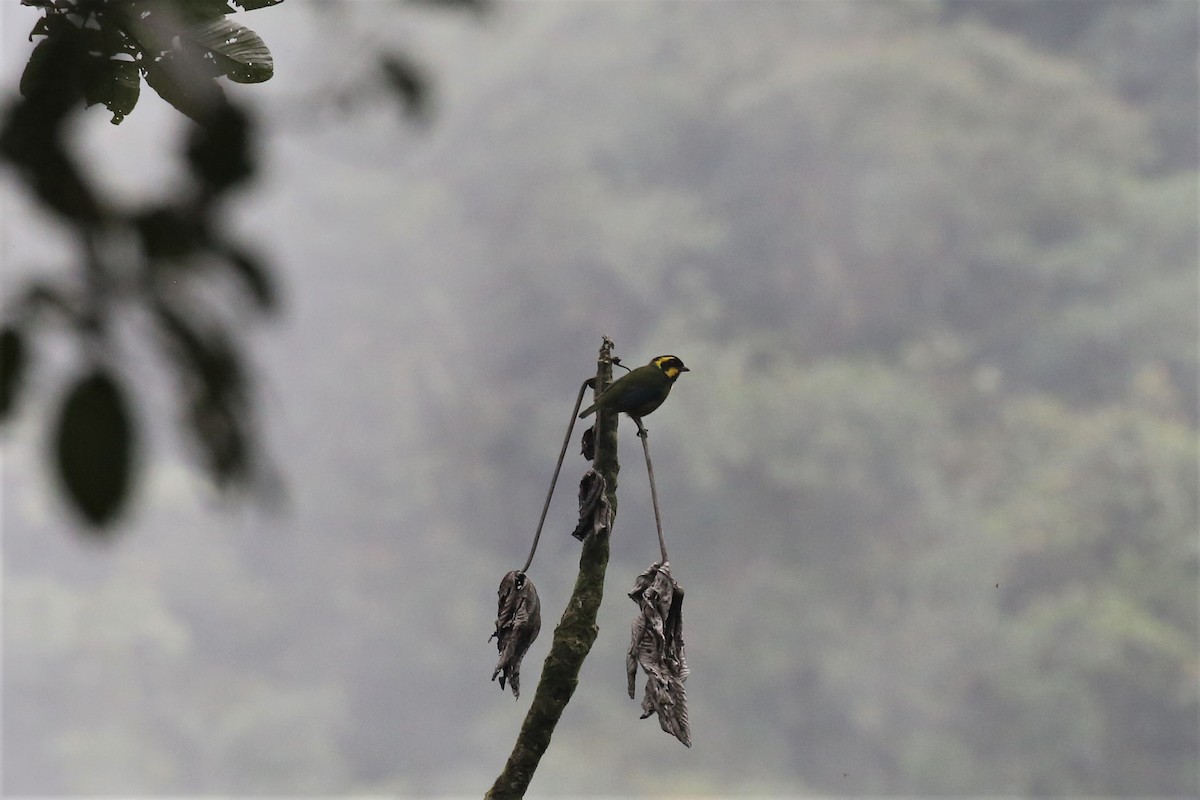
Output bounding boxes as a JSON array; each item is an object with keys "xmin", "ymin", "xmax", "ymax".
[{"xmin": 2, "ymin": 0, "xmax": 1197, "ymax": 796}]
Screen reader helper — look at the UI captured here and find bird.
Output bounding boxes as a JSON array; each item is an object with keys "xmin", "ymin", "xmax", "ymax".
[{"xmin": 579, "ymin": 355, "xmax": 689, "ymax": 420}]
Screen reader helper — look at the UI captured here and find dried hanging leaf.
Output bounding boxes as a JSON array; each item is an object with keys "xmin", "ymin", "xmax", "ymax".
[
  {"xmin": 490, "ymin": 570, "xmax": 541, "ymax": 698},
  {"xmin": 627, "ymin": 561, "xmax": 691, "ymax": 747},
  {"xmin": 572, "ymin": 469, "xmax": 610, "ymax": 541},
  {"xmin": 580, "ymin": 425, "xmax": 595, "ymax": 461}
]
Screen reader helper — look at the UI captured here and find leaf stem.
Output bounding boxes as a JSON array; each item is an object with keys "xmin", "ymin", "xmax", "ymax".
[
  {"xmin": 633, "ymin": 417, "xmax": 668, "ymax": 564},
  {"xmin": 521, "ymin": 378, "xmax": 591, "ymax": 574}
]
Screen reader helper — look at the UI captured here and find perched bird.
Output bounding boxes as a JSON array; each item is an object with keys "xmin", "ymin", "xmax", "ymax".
[{"xmin": 579, "ymin": 355, "xmax": 689, "ymax": 420}]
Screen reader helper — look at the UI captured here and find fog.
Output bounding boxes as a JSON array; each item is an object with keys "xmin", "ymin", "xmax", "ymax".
[{"xmin": 2, "ymin": 1, "xmax": 1196, "ymax": 796}]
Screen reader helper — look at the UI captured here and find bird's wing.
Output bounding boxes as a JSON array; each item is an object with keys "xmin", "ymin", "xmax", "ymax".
[{"xmin": 611, "ymin": 383, "xmax": 661, "ymax": 410}]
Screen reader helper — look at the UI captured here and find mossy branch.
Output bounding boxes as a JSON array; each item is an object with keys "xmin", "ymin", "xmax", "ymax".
[{"xmin": 485, "ymin": 337, "xmax": 620, "ymax": 799}]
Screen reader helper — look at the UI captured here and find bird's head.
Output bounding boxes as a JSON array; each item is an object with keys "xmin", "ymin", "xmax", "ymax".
[{"xmin": 651, "ymin": 355, "xmax": 690, "ymax": 381}]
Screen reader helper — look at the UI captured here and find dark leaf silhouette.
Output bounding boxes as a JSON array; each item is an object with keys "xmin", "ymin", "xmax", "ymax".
[
  {"xmin": 379, "ymin": 53, "xmax": 429, "ymax": 120},
  {"xmin": 3, "ymin": 25, "xmax": 101, "ymax": 223},
  {"xmin": 21, "ymin": 283, "xmax": 77, "ymax": 316},
  {"xmin": 189, "ymin": 393, "xmax": 249, "ymax": 486},
  {"xmin": 186, "ymin": 101, "xmax": 254, "ymax": 192},
  {"xmin": 53, "ymin": 369, "xmax": 137, "ymax": 528},
  {"xmin": 0, "ymin": 326, "xmax": 26, "ymax": 422},
  {"xmin": 143, "ymin": 51, "xmax": 228, "ymax": 124},
  {"xmin": 490, "ymin": 570, "xmax": 542, "ymax": 698},
  {"xmin": 83, "ymin": 58, "xmax": 141, "ymax": 124},
  {"xmin": 19, "ymin": 23, "xmax": 70, "ymax": 102},
  {"xmin": 222, "ymin": 245, "xmax": 277, "ymax": 311},
  {"xmin": 232, "ymin": 0, "xmax": 286, "ymax": 9},
  {"xmin": 152, "ymin": 302, "xmax": 253, "ymax": 487},
  {"xmin": 627, "ymin": 561, "xmax": 690, "ymax": 747},
  {"xmin": 136, "ymin": 208, "xmax": 202, "ymax": 260}
]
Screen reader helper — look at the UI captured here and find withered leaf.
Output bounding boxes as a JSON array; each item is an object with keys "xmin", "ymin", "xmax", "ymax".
[
  {"xmin": 572, "ymin": 469, "xmax": 610, "ymax": 541},
  {"xmin": 580, "ymin": 425, "xmax": 595, "ymax": 461},
  {"xmin": 490, "ymin": 570, "xmax": 541, "ymax": 698},
  {"xmin": 627, "ymin": 561, "xmax": 690, "ymax": 747}
]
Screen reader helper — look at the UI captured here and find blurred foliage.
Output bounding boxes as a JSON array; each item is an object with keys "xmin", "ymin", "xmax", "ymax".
[
  {"xmin": 0, "ymin": 0, "xmax": 283, "ymax": 528},
  {"xmin": 1, "ymin": 0, "xmax": 1196, "ymax": 796},
  {"xmin": 0, "ymin": 0, "xmax": 483, "ymax": 528},
  {"xmin": 19, "ymin": 0, "xmax": 281, "ymax": 125}
]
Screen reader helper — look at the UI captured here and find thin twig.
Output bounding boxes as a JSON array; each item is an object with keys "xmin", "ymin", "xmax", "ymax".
[
  {"xmin": 633, "ymin": 417, "xmax": 669, "ymax": 564},
  {"xmin": 522, "ymin": 378, "xmax": 592, "ymax": 574}
]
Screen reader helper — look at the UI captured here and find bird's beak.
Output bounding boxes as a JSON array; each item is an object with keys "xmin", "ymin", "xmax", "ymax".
[{"xmin": 681, "ymin": 366, "xmax": 691, "ymax": 372}]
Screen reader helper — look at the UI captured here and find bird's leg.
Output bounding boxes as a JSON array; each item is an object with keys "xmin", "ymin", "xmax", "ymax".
[{"xmin": 633, "ymin": 416, "xmax": 648, "ymax": 439}]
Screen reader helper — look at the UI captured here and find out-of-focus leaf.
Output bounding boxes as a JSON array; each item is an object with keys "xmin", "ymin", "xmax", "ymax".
[
  {"xmin": 152, "ymin": 302, "xmax": 251, "ymax": 487},
  {"xmin": 189, "ymin": 393, "xmax": 248, "ymax": 486},
  {"xmin": 53, "ymin": 368, "xmax": 136, "ymax": 528},
  {"xmin": 4, "ymin": 21, "xmax": 103, "ymax": 218},
  {"xmin": 0, "ymin": 327, "xmax": 27, "ymax": 422},
  {"xmin": 153, "ymin": 302, "xmax": 211, "ymax": 373},
  {"xmin": 11, "ymin": 20, "xmax": 84, "ymax": 129},
  {"xmin": 143, "ymin": 52, "xmax": 226, "ymax": 123},
  {"xmin": 186, "ymin": 102, "xmax": 253, "ymax": 191},
  {"xmin": 0, "ymin": 110, "xmax": 102, "ymax": 222},
  {"xmin": 21, "ymin": 283, "xmax": 82, "ymax": 323},
  {"xmin": 135, "ymin": 207, "xmax": 201, "ymax": 260},
  {"xmin": 36, "ymin": 150, "xmax": 101, "ymax": 222},
  {"xmin": 222, "ymin": 245, "xmax": 277, "ymax": 311},
  {"xmin": 379, "ymin": 53, "xmax": 429, "ymax": 120},
  {"xmin": 490, "ymin": 570, "xmax": 542, "ymax": 698},
  {"xmin": 153, "ymin": 302, "xmax": 244, "ymax": 400},
  {"xmin": 627, "ymin": 561, "xmax": 690, "ymax": 747}
]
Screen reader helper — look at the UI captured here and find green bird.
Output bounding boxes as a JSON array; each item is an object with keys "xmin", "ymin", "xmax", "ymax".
[{"xmin": 579, "ymin": 355, "xmax": 690, "ymax": 420}]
